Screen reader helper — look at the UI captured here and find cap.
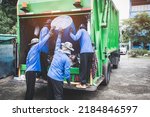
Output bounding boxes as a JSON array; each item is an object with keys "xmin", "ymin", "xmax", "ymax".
[
  {"xmin": 79, "ymin": 24, "xmax": 86, "ymax": 29},
  {"xmin": 28, "ymin": 38, "xmax": 39, "ymax": 45},
  {"xmin": 61, "ymin": 42, "xmax": 74, "ymax": 54}
]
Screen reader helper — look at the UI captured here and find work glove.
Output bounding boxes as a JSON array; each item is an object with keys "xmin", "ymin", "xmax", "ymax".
[
  {"xmin": 59, "ymin": 28, "xmax": 63, "ymax": 33},
  {"xmin": 51, "ymin": 26, "xmax": 56, "ymax": 31},
  {"xmin": 58, "ymin": 28, "xmax": 63, "ymax": 38},
  {"xmin": 69, "ymin": 27, "xmax": 73, "ymax": 33},
  {"xmin": 49, "ymin": 26, "xmax": 56, "ymax": 35},
  {"xmin": 66, "ymin": 79, "xmax": 71, "ymax": 86}
]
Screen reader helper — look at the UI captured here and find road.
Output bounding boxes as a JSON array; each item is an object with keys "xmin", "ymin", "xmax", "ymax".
[{"xmin": 0, "ymin": 55, "xmax": 150, "ymax": 100}]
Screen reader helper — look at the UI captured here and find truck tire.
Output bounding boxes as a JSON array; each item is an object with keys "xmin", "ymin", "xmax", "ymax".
[
  {"xmin": 101, "ymin": 62, "xmax": 111, "ymax": 85},
  {"xmin": 112, "ymin": 56, "xmax": 119, "ymax": 69},
  {"xmin": 113, "ymin": 64, "xmax": 118, "ymax": 69}
]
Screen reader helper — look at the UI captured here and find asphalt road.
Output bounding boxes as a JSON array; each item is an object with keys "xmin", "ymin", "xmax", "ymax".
[{"xmin": 0, "ymin": 55, "xmax": 150, "ymax": 100}]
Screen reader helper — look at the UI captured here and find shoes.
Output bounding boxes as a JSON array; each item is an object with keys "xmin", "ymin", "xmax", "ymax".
[
  {"xmin": 76, "ymin": 84, "xmax": 87, "ymax": 88},
  {"xmin": 36, "ymin": 78, "xmax": 47, "ymax": 83}
]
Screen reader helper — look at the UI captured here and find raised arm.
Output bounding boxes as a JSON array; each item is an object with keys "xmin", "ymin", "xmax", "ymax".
[
  {"xmin": 70, "ymin": 29, "xmax": 82, "ymax": 41},
  {"xmin": 37, "ymin": 27, "xmax": 55, "ymax": 51},
  {"xmin": 39, "ymin": 27, "xmax": 49, "ymax": 41},
  {"xmin": 37, "ymin": 31, "xmax": 51, "ymax": 51},
  {"xmin": 54, "ymin": 29, "xmax": 63, "ymax": 52},
  {"xmin": 54, "ymin": 34, "xmax": 61, "ymax": 51}
]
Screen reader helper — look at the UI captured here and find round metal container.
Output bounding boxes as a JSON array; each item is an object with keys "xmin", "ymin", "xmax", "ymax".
[{"xmin": 51, "ymin": 15, "xmax": 76, "ymax": 43}]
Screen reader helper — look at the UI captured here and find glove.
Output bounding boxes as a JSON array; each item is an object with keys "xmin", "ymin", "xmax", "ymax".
[
  {"xmin": 59, "ymin": 28, "xmax": 63, "ymax": 33},
  {"xmin": 49, "ymin": 26, "xmax": 56, "ymax": 35},
  {"xmin": 58, "ymin": 28, "xmax": 63, "ymax": 38},
  {"xmin": 69, "ymin": 27, "xmax": 73, "ymax": 33},
  {"xmin": 66, "ymin": 79, "xmax": 71, "ymax": 86},
  {"xmin": 50, "ymin": 26, "xmax": 56, "ymax": 32}
]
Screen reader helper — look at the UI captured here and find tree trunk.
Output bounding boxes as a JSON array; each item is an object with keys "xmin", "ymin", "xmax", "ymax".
[{"xmin": 143, "ymin": 42, "xmax": 147, "ymax": 50}]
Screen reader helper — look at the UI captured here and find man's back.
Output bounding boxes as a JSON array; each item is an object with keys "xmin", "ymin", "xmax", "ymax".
[
  {"xmin": 70, "ymin": 28, "xmax": 93, "ymax": 53},
  {"xmin": 48, "ymin": 50, "xmax": 70, "ymax": 81}
]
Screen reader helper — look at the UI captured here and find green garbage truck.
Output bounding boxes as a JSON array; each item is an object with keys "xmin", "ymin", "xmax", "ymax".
[{"xmin": 17, "ymin": 0, "xmax": 120, "ymax": 91}]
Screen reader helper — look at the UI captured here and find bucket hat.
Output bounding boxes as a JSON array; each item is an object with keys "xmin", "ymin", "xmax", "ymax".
[
  {"xmin": 79, "ymin": 24, "xmax": 86, "ymax": 29},
  {"xmin": 28, "ymin": 38, "xmax": 39, "ymax": 45},
  {"xmin": 61, "ymin": 42, "xmax": 74, "ymax": 51},
  {"xmin": 61, "ymin": 42, "xmax": 74, "ymax": 54}
]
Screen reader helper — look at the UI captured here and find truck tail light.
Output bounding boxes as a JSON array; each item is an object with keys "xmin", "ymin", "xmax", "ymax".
[
  {"xmin": 75, "ymin": 0, "xmax": 81, "ymax": 2},
  {"xmin": 20, "ymin": 2, "xmax": 29, "ymax": 12},
  {"xmin": 22, "ymin": 2, "xmax": 27, "ymax": 8}
]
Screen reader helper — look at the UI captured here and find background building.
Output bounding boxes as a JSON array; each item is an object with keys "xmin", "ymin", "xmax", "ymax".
[
  {"xmin": 129, "ymin": 0, "xmax": 150, "ymax": 50},
  {"xmin": 130, "ymin": 0, "xmax": 150, "ymax": 17}
]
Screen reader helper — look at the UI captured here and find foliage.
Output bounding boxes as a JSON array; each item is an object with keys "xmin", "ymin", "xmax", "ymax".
[
  {"xmin": 1, "ymin": 0, "xmax": 18, "ymax": 6},
  {"xmin": 128, "ymin": 49, "xmax": 148, "ymax": 57},
  {"xmin": 121, "ymin": 12, "xmax": 150, "ymax": 48},
  {"xmin": 0, "ymin": 0, "xmax": 17, "ymax": 34},
  {"xmin": 148, "ymin": 51, "xmax": 150, "ymax": 56},
  {"xmin": 128, "ymin": 50, "xmax": 137, "ymax": 57}
]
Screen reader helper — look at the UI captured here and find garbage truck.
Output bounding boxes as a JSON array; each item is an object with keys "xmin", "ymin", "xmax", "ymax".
[{"xmin": 17, "ymin": 0, "xmax": 120, "ymax": 91}]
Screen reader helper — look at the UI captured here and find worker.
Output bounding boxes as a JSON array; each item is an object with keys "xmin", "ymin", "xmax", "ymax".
[
  {"xmin": 70, "ymin": 24, "xmax": 94, "ymax": 88},
  {"xmin": 39, "ymin": 19, "xmax": 52, "ymax": 80},
  {"xmin": 25, "ymin": 27, "xmax": 55, "ymax": 100},
  {"xmin": 47, "ymin": 29, "xmax": 74, "ymax": 100}
]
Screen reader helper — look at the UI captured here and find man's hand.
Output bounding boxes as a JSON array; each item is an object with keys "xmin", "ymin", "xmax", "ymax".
[
  {"xmin": 58, "ymin": 28, "xmax": 63, "ymax": 38},
  {"xmin": 51, "ymin": 26, "xmax": 56, "ymax": 31},
  {"xmin": 69, "ymin": 27, "xmax": 73, "ymax": 33},
  {"xmin": 50, "ymin": 26, "xmax": 56, "ymax": 31},
  {"xmin": 49, "ymin": 26, "xmax": 56, "ymax": 36},
  {"xmin": 58, "ymin": 28, "xmax": 64, "ymax": 33},
  {"xmin": 66, "ymin": 79, "xmax": 71, "ymax": 86}
]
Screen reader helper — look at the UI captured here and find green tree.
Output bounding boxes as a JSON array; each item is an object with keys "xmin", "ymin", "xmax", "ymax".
[
  {"xmin": 0, "ymin": 0, "xmax": 17, "ymax": 34},
  {"xmin": 122, "ymin": 12, "xmax": 150, "ymax": 49},
  {"xmin": 1, "ymin": 0, "xmax": 17, "ymax": 6}
]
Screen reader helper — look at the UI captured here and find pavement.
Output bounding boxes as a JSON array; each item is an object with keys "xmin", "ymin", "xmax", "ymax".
[{"xmin": 0, "ymin": 55, "xmax": 150, "ymax": 100}]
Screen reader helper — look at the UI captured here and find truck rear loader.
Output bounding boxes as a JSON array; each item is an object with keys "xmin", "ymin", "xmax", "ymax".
[{"xmin": 17, "ymin": 0, "xmax": 120, "ymax": 91}]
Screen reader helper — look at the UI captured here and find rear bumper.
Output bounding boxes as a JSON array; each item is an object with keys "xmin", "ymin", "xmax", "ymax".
[
  {"xmin": 63, "ymin": 84, "xmax": 97, "ymax": 91},
  {"xmin": 63, "ymin": 78, "xmax": 104, "ymax": 91}
]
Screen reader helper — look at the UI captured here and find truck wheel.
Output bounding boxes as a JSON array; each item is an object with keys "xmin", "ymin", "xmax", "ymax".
[
  {"xmin": 112, "ymin": 56, "xmax": 119, "ymax": 69},
  {"xmin": 113, "ymin": 64, "xmax": 118, "ymax": 69},
  {"xmin": 101, "ymin": 63, "xmax": 111, "ymax": 85}
]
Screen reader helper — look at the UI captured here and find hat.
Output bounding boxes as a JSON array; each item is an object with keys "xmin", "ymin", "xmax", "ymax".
[
  {"xmin": 45, "ymin": 19, "xmax": 52, "ymax": 24},
  {"xmin": 61, "ymin": 42, "xmax": 74, "ymax": 54},
  {"xmin": 79, "ymin": 24, "xmax": 86, "ymax": 29},
  {"xmin": 28, "ymin": 38, "xmax": 39, "ymax": 45}
]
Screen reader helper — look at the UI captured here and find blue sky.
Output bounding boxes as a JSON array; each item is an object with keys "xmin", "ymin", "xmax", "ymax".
[{"xmin": 112, "ymin": 0, "xmax": 130, "ymax": 20}]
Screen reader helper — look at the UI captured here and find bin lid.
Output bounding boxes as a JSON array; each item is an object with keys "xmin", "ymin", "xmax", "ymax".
[{"xmin": 51, "ymin": 15, "xmax": 73, "ymax": 30}]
